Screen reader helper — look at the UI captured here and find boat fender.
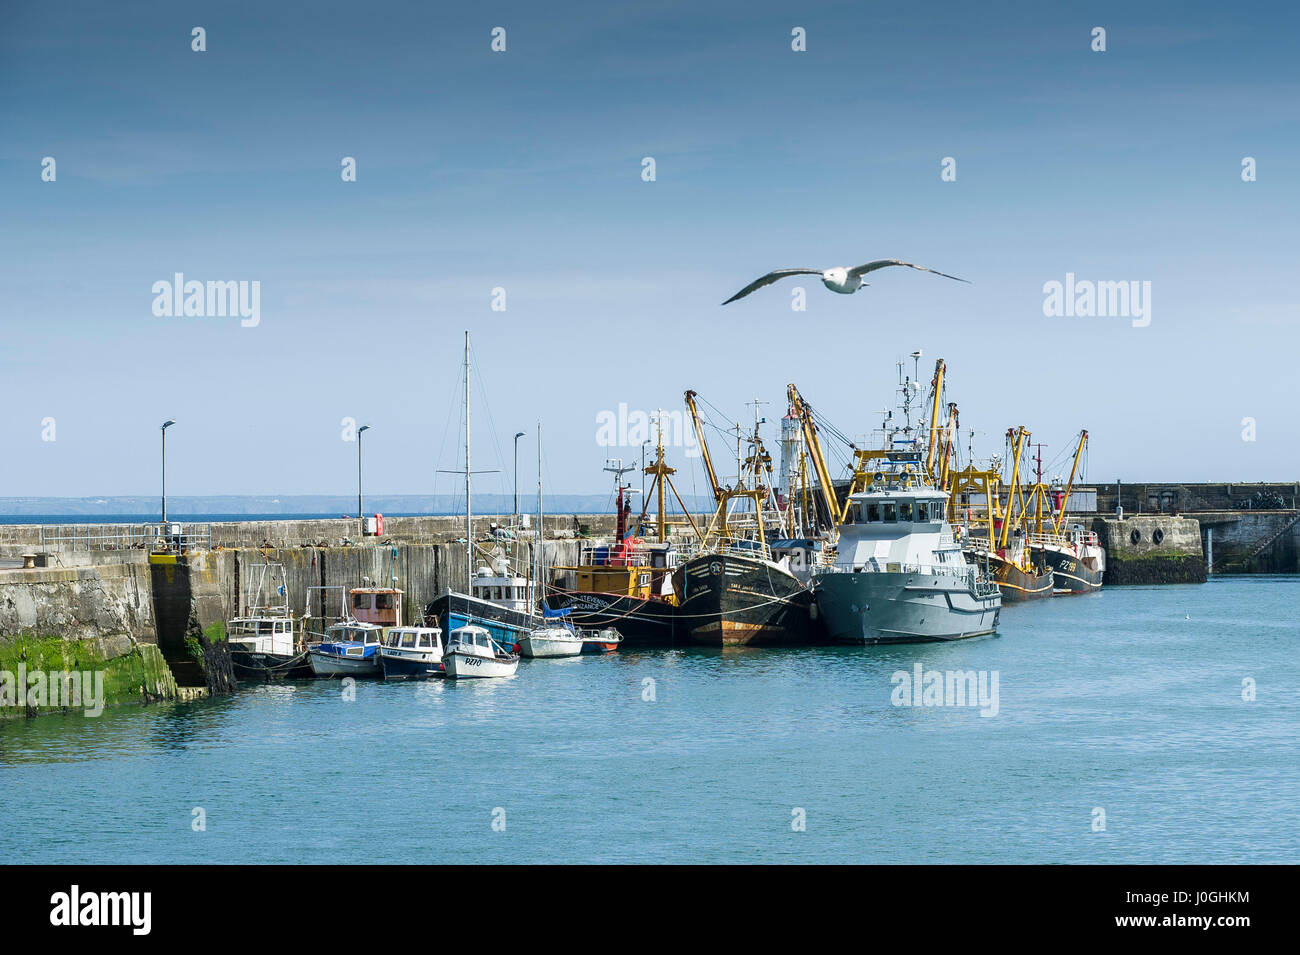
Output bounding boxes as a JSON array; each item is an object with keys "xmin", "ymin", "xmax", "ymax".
[
  {"xmin": 1130, "ymin": 529, "xmax": 1141, "ymax": 545},
  {"xmin": 1152, "ymin": 528, "xmax": 1164, "ymax": 545}
]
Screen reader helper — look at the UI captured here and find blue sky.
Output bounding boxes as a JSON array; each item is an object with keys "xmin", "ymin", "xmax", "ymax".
[{"xmin": 2, "ymin": 0, "xmax": 1297, "ymax": 502}]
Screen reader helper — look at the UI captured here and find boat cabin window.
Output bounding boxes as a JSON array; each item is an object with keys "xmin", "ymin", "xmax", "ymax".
[
  {"xmin": 898, "ymin": 501, "xmax": 913, "ymax": 522},
  {"xmin": 846, "ymin": 503, "xmax": 860, "ymax": 524},
  {"xmin": 376, "ymin": 593, "xmax": 394, "ymax": 610},
  {"xmin": 401, "ymin": 632, "xmax": 416, "ymax": 648},
  {"xmin": 882, "ymin": 502, "xmax": 897, "ymax": 523},
  {"xmin": 866, "ymin": 502, "xmax": 880, "ymax": 523},
  {"xmin": 915, "ymin": 501, "xmax": 929, "ymax": 523},
  {"xmin": 352, "ymin": 594, "xmax": 371, "ymax": 610},
  {"xmin": 417, "ymin": 633, "xmax": 433, "ymax": 649}
]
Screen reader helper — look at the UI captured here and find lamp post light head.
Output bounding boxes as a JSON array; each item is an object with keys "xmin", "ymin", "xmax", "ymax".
[
  {"xmin": 162, "ymin": 419, "xmax": 176, "ymax": 431},
  {"xmin": 515, "ymin": 431, "xmax": 525, "ymax": 440},
  {"xmin": 358, "ymin": 424, "xmax": 371, "ymax": 435}
]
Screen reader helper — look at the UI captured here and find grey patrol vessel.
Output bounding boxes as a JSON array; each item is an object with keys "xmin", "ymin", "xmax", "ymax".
[{"xmin": 812, "ymin": 450, "xmax": 1001, "ymax": 644}]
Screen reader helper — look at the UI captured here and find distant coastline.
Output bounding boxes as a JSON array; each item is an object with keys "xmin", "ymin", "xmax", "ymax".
[{"xmin": 0, "ymin": 493, "xmax": 712, "ymax": 523}]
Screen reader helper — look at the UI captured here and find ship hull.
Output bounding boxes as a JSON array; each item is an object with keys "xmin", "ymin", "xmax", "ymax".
[
  {"xmin": 671, "ymin": 554, "xmax": 815, "ymax": 647},
  {"xmin": 545, "ymin": 586, "xmax": 679, "ymax": 645},
  {"xmin": 814, "ymin": 570, "xmax": 1001, "ymax": 645},
  {"xmin": 980, "ymin": 553, "xmax": 1055, "ymax": 602},
  {"xmin": 1036, "ymin": 545, "xmax": 1104, "ymax": 594},
  {"xmin": 425, "ymin": 592, "xmax": 535, "ymax": 649},
  {"xmin": 229, "ymin": 647, "xmax": 313, "ymax": 681}
]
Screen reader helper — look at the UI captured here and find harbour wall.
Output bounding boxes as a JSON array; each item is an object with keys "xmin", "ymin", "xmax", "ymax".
[
  {"xmin": 1090, "ymin": 516, "xmax": 1208, "ymax": 585},
  {"xmin": 0, "ymin": 513, "xmax": 626, "ymax": 557},
  {"xmin": 1091, "ymin": 481, "xmax": 1299, "ymax": 514},
  {"xmin": 0, "ymin": 528, "xmax": 602, "ymax": 715},
  {"xmin": 1076, "ymin": 484, "xmax": 1299, "ymax": 574}
]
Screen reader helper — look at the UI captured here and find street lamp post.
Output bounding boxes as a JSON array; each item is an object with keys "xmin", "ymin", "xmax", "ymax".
[
  {"xmin": 357, "ymin": 424, "xmax": 371, "ymax": 523},
  {"xmin": 513, "ymin": 431, "xmax": 526, "ymax": 527},
  {"xmin": 160, "ymin": 420, "xmax": 176, "ymax": 523}
]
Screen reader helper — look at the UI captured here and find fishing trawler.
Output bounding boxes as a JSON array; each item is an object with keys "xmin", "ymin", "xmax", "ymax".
[
  {"xmin": 546, "ymin": 450, "xmax": 689, "ymax": 645},
  {"xmin": 812, "ymin": 450, "xmax": 1001, "ymax": 643},
  {"xmin": 425, "ymin": 560, "xmax": 536, "ymax": 650},
  {"xmin": 669, "ymin": 391, "xmax": 816, "ymax": 646},
  {"xmin": 1023, "ymin": 431, "xmax": 1105, "ymax": 593},
  {"xmin": 948, "ymin": 427, "xmax": 1054, "ymax": 601},
  {"xmin": 1036, "ymin": 523, "xmax": 1106, "ymax": 593}
]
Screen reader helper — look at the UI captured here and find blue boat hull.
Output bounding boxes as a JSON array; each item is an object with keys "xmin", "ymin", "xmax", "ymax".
[{"xmin": 426, "ymin": 593, "xmax": 534, "ymax": 650}]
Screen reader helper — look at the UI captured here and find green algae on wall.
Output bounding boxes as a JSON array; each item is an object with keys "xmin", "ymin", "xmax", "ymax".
[{"xmin": 0, "ymin": 634, "xmax": 183, "ymax": 718}]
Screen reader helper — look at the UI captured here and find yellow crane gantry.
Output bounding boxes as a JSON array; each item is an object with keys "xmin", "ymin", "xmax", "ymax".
[
  {"xmin": 1052, "ymin": 429, "xmax": 1089, "ymax": 533},
  {"xmin": 786, "ymin": 383, "xmax": 844, "ymax": 533},
  {"xmin": 924, "ymin": 358, "xmax": 946, "ymax": 485},
  {"xmin": 999, "ymin": 426, "xmax": 1030, "ymax": 549},
  {"xmin": 684, "ymin": 389, "xmax": 724, "ymax": 504}
]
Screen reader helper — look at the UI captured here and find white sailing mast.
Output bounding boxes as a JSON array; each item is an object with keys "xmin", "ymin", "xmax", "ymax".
[{"xmin": 464, "ymin": 330, "xmax": 472, "ymax": 592}]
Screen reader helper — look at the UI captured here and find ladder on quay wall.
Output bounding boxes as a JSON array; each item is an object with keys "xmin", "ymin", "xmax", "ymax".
[{"xmin": 1247, "ymin": 511, "xmax": 1300, "ymax": 560}]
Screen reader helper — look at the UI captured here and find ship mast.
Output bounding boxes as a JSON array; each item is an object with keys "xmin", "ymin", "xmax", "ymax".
[
  {"xmin": 637, "ymin": 413, "xmax": 701, "ymax": 542},
  {"xmin": 1054, "ymin": 430, "xmax": 1089, "ymax": 532},
  {"xmin": 534, "ymin": 421, "xmax": 543, "ymax": 616},
  {"xmin": 464, "ymin": 331, "xmax": 472, "ymax": 591}
]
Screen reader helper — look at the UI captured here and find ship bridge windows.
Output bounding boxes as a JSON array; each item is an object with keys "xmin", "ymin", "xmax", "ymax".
[
  {"xmin": 898, "ymin": 501, "xmax": 913, "ymax": 522},
  {"xmin": 882, "ymin": 502, "xmax": 897, "ymax": 523},
  {"xmin": 916, "ymin": 501, "xmax": 929, "ymax": 523},
  {"xmin": 866, "ymin": 502, "xmax": 881, "ymax": 522}
]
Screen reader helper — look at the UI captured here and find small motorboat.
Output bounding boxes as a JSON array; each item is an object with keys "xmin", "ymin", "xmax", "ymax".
[
  {"xmin": 227, "ymin": 562, "xmax": 313, "ymax": 680},
  {"xmin": 518, "ymin": 624, "xmax": 584, "ymax": 658},
  {"xmin": 580, "ymin": 628, "xmax": 623, "ymax": 654},
  {"xmin": 307, "ymin": 620, "xmax": 384, "ymax": 677},
  {"xmin": 379, "ymin": 626, "xmax": 445, "ymax": 680},
  {"xmin": 442, "ymin": 625, "xmax": 520, "ymax": 679}
]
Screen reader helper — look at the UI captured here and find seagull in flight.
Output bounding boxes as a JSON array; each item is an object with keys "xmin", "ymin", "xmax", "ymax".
[{"xmin": 721, "ymin": 259, "xmax": 970, "ymax": 305}]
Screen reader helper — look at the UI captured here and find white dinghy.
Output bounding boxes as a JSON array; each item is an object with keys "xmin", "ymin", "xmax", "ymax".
[{"xmin": 442, "ymin": 625, "xmax": 520, "ymax": 679}]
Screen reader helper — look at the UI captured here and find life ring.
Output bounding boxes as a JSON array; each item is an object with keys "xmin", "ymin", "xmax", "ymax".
[
  {"xmin": 1130, "ymin": 529, "xmax": 1141, "ymax": 545},
  {"xmin": 1152, "ymin": 528, "xmax": 1164, "ymax": 545}
]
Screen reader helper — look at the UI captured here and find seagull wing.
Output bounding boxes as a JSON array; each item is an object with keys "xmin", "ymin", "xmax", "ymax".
[
  {"xmin": 847, "ymin": 259, "xmax": 971, "ymax": 283},
  {"xmin": 722, "ymin": 268, "xmax": 823, "ymax": 305}
]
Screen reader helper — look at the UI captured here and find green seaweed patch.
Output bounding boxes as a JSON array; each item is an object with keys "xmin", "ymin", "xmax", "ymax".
[{"xmin": 0, "ymin": 635, "xmax": 181, "ymax": 718}]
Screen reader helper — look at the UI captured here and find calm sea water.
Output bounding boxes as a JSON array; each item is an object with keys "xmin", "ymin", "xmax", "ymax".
[{"xmin": 2, "ymin": 576, "xmax": 1296, "ymax": 864}]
